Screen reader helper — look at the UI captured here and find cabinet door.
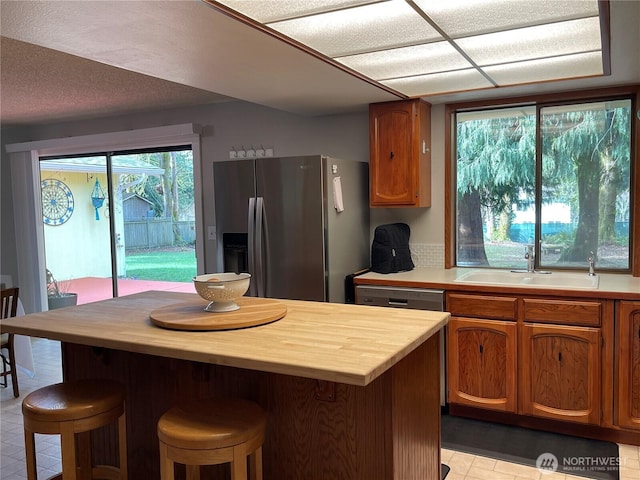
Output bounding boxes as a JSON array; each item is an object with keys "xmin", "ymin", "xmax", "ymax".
[
  {"xmin": 447, "ymin": 317, "xmax": 517, "ymax": 412},
  {"xmin": 369, "ymin": 101, "xmax": 416, "ymax": 206},
  {"xmin": 617, "ymin": 301, "xmax": 640, "ymax": 430},
  {"xmin": 520, "ymin": 323, "xmax": 601, "ymax": 424}
]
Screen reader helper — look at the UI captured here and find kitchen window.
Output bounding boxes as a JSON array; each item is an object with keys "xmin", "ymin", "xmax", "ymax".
[{"xmin": 452, "ymin": 94, "xmax": 634, "ymax": 272}]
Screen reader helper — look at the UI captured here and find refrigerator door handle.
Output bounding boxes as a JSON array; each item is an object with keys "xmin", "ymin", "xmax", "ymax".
[
  {"xmin": 247, "ymin": 196, "xmax": 257, "ymax": 297},
  {"xmin": 255, "ymin": 197, "xmax": 265, "ymax": 297}
]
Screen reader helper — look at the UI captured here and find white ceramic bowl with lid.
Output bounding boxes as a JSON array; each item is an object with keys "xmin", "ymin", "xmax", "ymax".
[{"xmin": 193, "ymin": 272, "xmax": 251, "ymax": 312}]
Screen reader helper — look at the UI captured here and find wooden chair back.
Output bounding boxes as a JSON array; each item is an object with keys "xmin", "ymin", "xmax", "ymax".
[
  {"xmin": 1, "ymin": 287, "xmax": 19, "ymax": 319},
  {"xmin": 0, "ymin": 287, "xmax": 20, "ymax": 396}
]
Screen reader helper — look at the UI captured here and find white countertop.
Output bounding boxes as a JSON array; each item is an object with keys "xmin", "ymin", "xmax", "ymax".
[{"xmin": 356, "ymin": 267, "xmax": 640, "ymax": 300}]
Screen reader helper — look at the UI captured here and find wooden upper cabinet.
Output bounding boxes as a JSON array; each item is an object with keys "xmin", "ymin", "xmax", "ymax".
[
  {"xmin": 369, "ymin": 99, "xmax": 431, "ymax": 207},
  {"xmin": 617, "ymin": 301, "xmax": 640, "ymax": 430}
]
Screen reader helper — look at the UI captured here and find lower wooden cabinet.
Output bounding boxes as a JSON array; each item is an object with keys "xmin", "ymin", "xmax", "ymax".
[
  {"xmin": 447, "ymin": 317, "xmax": 517, "ymax": 412},
  {"xmin": 520, "ymin": 323, "xmax": 601, "ymax": 424},
  {"xmin": 446, "ymin": 291, "xmax": 610, "ymax": 429},
  {"xmin": 617, "ymin": 301, "xmax": 640, "ymax": 430}
]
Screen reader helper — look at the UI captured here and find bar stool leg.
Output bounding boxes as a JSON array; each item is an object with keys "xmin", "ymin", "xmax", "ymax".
[
  {"xmin": 59, "ymin": 422, "xmax": 78, "ymax": 480},
  {"xmin": 24, "ymin": 430, "xmax": 37, "ymax": 480},
  {"xmin": 77, "ymin": 431, "xmax": 92, "ymax": 479},
  {"xmin": 230, "ymin": 445, "xmax": 247, "ymax": 480},
  {"xmin": 159, "ymin": 442, "xmax": 175, "ymax": 480},
  {"xmin": 185, "ymin": 465, "xmax": 200, "ymax": 480},
  {"xmin": 249, "ymin": 446, "xmax": 263, "ymax": 480}
]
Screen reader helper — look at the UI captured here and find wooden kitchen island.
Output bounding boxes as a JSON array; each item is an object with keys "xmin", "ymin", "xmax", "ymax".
[{"xmin": 0, "ymin": 291, "xmax": 449, "ymax": 480}]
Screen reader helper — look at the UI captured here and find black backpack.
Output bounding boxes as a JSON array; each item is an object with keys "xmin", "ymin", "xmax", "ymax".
[{"xmin": 371, "ymin": 223, "xmax": 415, "ymax": 274}]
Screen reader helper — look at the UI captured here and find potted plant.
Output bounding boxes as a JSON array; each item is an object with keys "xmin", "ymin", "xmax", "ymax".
[{"xmin": 46, "ymin": 269, "xmax": 78, "ymax": 310}]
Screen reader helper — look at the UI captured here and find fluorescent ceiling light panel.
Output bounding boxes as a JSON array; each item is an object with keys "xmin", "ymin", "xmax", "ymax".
[
  {"xmin": 211, "ymin": 0, "xmax": 606, "ymax": 98},
  {"xmin": 382, "ymin": 68, "xmax": 494, "ymax": 97},
  {"xmin": 412, "ymin": 0, "xmax": 599, "ymax": 37},
  {"xmin": 266, "ymin": 2, "xmax": 442, "ymax": 57},
  {"xmin": 217, "ymin": 0, "xmax": 374, "ymax": 23},
  {"xmin": 336, "ymin": 41, "xmax": 472, "ymax": 80},
  {"xmin": 457, "ymin": 17, "xmax": 602, "ymax": 66},
  {"xmin": 483, "ymin": 51, "xmax": 604, "ymax": 85}
]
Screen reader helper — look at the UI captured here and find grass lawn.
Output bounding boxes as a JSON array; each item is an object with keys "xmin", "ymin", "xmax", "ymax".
[
  {"xmin": 125, "ymin": 247, "xmax": 196, "ymax": 282},
  {"xmin": 485, "ymin": 242, "xmax": 529, "ymax": 268}
]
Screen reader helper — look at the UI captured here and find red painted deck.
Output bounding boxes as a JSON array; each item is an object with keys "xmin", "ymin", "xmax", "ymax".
[{"xmin": 65, "ymin": 277, "xmax": 196, "ymax": 305}]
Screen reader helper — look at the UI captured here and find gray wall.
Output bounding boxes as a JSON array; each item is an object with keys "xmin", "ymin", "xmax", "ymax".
[
  {"xmin": 1, "ymin": 127, "xmax": 26, "ymax": 281},
  {"xmin": 1, "ymin": 99, "xmax": 447, "ymax": 285}
]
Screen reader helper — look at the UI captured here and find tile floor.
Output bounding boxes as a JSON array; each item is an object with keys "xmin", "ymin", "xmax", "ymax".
[
  {"xmin": 1, "ymin": 338, "xmax": 62, "ymax": 479},
  {"xmin": 1, "ymin": 337, "xmax": 639, "ymax": 480}
]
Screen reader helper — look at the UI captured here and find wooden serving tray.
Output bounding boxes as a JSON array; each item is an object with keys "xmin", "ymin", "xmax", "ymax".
[{"xmin": 149, "ymin": 297, "xmax": 287, "ymax": 331}]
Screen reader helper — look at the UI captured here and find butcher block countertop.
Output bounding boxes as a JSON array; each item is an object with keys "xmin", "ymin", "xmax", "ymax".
[{"xmin": 0, "ymin": 291, "xmax": 449, "ymax": 387}]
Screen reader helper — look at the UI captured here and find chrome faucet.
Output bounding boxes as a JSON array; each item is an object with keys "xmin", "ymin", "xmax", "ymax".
[
  {"xmin": 587, "ymin": 251, "xmax": 596, "ymax": 276},
  {"xmin": 525, "ymin": 245, "xmax": 535, "ymax": 273}
]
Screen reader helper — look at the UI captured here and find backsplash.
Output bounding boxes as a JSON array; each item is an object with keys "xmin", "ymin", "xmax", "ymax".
[{"xmin": 410, "ymin": 243, "xmax": 445, "ymax": 268}]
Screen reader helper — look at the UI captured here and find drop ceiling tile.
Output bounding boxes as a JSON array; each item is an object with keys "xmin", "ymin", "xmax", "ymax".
[
  {"xmin": 217, "ymin": 0, "xmax": 373, "ymax": 23},
  {"xmin": 413, "ymin": 0, "xmax": 599, "ymax": 37},
  {"xmin": 457, "ymin": 17, "xmax": 602, "ymax": 66},
  {"xmin": 483, "ymin": 51, "xmax": 604, "ymax": 85},
  {"xmin": 267, "ymin": 1, "xmax": 443, "ymax": 57},
  {"xmin": 382, "ymin": 68, "xmax": 494, "ymax": 97},
  {"xmin": 336, "ymin": 41, "xmax": 472, "ymax": 80},
  {"xmin": 212, "ymin": 0, "xmax": 608, "ymax": 101}
]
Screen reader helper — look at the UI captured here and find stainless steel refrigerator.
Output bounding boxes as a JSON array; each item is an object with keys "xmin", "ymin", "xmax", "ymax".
[{"xmin": 213, "ymin": 155, "xmax": 369, "ymax": 303}]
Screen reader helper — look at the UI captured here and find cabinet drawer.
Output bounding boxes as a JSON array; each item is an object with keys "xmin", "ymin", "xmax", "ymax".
[
  {"xmin": 523, "ymin": 298, "xmax": 601, "ymax": 326},
  {"xmin": 447, "ymin": 293, "xmax": 517, "ymax": 321}
]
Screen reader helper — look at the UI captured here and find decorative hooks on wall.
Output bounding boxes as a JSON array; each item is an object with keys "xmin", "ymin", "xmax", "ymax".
[{"xmin": 229, "ymin": 145, "xmax": 274, "ymax": 159}]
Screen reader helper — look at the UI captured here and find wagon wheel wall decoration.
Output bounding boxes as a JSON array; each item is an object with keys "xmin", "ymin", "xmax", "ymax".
[{"xmin": 41, "ymin": 179, "xmax": 74, "ymax": 225}]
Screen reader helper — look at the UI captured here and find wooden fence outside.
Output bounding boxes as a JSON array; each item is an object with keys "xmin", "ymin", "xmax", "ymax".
[{"xmin": 124, "ymin": 219, "xmax": 196, "ymax": 249}]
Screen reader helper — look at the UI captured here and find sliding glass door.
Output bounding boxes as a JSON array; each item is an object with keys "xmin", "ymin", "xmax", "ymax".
[
  {"xmin": 40, "ymin": 155, "xmax": 111, "ymax": 307},
  {"xmin": 40, "ymin": 146, "xmax": 196, "ymax": 306}
]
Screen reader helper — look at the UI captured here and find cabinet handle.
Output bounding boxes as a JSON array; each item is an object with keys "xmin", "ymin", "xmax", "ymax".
[
  {"xmin": 558, "ymin": 351, "xmax": 562, "ymax": 362},
  {"xmin": 390, "ymin": 151, "xmax": 394, "ymax": 159},
  {"xmin": 479, "ymin": 344, "xmax": 483, "ymax": 354}
]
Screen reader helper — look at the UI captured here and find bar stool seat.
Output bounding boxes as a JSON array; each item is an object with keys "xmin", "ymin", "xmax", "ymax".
[
  {"xmin": 22, "ymin": 379, "xmax": 127, "ymax": 480},
  {"xmin": 157, "ymin": 398, "xmax": 266, "ymax": 480}
]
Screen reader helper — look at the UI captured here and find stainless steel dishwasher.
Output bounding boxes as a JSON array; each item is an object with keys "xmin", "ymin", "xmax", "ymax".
[{"xmin": 355, "ymin": 285, "xmax": 447, "ymax": 406}]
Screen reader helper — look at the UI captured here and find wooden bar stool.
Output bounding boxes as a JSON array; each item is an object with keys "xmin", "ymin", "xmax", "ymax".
[
  {"xmin": 22, "ymin": 379, "xmax": 128, "ymax": 480},
  {"xmin": 157, "ymin": 398, "xmax": 266, "ymax": 480}
]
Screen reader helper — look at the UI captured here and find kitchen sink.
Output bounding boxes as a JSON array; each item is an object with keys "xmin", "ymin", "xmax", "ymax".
[{"xmin": 453, "ymin": 269, "xmax": 599, "ymax": 290}]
